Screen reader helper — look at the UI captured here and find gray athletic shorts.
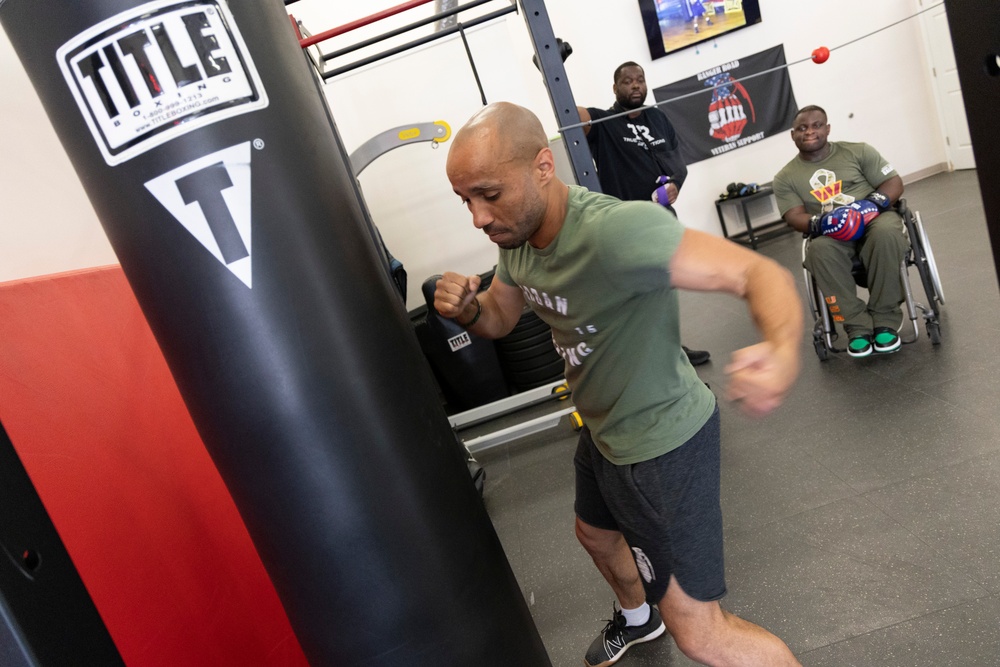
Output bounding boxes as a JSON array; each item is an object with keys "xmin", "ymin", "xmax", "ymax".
[{"xmin": 574, "ymin": 404, "xmax": 726, "ymax": 604}]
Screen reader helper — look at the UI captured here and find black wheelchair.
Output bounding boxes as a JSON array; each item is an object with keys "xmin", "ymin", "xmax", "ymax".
[{"xmin": 803, "ymin": 198, "xmax": 945, "ymax": 361}]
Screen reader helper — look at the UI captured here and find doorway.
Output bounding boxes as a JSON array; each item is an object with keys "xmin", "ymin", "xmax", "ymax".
[{"xmin": 919, "ymin": 0, "xmax": 975, "ymax": 170}]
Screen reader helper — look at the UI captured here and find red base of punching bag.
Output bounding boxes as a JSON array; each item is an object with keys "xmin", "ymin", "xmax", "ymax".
[{"xmin": 0, "ymin": 266, "xmax": 308, "ymax": 667}]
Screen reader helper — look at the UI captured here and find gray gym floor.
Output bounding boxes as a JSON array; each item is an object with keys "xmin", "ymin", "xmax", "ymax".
[{"xmin": 474, "ymin": 169, "xmax": 1000, "ymax": 666}]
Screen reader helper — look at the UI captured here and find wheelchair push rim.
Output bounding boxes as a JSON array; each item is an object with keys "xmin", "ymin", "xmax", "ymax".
[{"xmin": 914, "ymin": 211, "xmax": 945, "ymax": 305}]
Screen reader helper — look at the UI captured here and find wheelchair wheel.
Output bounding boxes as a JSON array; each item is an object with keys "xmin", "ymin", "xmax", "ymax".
[
  {"xmin": 927, "ymin": 321, "xmax": 942, "ymax": 346},
  {"xmin": 914, "ymin": 212, "xmax": 945, "ymax": 305},
  {"xmin": 811, "ymin": 320, "xmax": 831, "ymax": 361}
]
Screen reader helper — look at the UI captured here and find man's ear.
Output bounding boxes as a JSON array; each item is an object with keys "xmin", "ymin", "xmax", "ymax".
[{"xmin": 535, "ymin": 146, "xmax": 556, "ymax": 183}]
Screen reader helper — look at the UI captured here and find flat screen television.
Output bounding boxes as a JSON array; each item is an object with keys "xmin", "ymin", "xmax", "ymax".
[{"xmin": 638, "ymin": 0, "xmax": 763, "ymax": 60}]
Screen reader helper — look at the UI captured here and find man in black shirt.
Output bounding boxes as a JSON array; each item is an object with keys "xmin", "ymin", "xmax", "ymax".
[{"xmin": 578, "ymin": 61, "xmax": 710, "ymax": 367}]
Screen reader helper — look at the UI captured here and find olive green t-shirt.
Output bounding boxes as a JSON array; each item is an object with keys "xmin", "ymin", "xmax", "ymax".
[
  {"xmin": 495, "ymin": 186, "xmax": 715, "ymax": 465},
  {"xmin": 772, "ymin": 141, "xmax": 897, "ymax": 217}
]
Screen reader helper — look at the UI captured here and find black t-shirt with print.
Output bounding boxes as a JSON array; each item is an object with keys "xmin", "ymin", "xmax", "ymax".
[{"xmin": 585, "ymin": 105, "xmax": 688, "ymax": 203}]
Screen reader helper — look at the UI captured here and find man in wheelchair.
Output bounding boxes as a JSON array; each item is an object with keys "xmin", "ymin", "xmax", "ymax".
[{"xmin": 773, "ymin": 105, "xmax": 909, "ymax": 358}]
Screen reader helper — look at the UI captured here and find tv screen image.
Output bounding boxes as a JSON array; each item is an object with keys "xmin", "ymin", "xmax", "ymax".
[{"xmin": 638, "ymin": 0, "xmax": 763, "ymax": 60}]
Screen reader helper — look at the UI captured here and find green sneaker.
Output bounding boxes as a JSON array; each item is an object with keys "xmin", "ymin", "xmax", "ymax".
[
  {"xmin": 847, "ymin": 334, "xmax": 873, "ymax": 358},
  {"xmin": 873, "ymin": 327, "xmax": 901, "ymax": 353}
]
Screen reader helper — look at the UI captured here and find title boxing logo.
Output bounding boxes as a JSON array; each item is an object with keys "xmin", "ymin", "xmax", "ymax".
[
  {"xmin": 57, "ymin": 0, "xmax": 268, "ymax": 165},
  {"xmin": 145, "ymin": 143, "xmax": 254, "ymax": 287},
  {"xmin": 448, "ymin": 331, "xmax": 472, "ymax": 352}
]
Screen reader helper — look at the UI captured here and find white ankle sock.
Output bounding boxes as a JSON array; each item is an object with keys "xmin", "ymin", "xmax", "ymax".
[{"xmin": 621, "ymin": 602, "xmax": 650, "ymax": 627}]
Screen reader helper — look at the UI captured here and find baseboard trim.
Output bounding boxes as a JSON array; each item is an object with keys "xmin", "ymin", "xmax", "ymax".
[{"xmin": 902, "ymin": 162, "xmax": 950, "ymax": 185}]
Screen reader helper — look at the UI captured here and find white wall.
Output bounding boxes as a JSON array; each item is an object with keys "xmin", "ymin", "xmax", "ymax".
[
  {"xmin": 552, "ymin": 0, "xmax": 946, "ymax": 227},
  {"xmin": 1, "ymin": 0, "xmax": 947, "ymax": 309},
  {"xmin": 0, "ymin": 29, "xmax": 117, "ymax": 283}
]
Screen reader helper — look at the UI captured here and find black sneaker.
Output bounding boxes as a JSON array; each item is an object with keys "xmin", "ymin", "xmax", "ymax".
[
  {"xmin": 584, "ymin": 605, "xmax": 666, "ymax": 667},
  {"xmin": 683, "ymin": 345, "xmax": 711, "ymax": 366},
  {"xmin": 847, "ymin": 333, "xmax": 873, "ymax": 358},
  {"xmin": 873, "ymin": 327, "xmax": 901, "ymax": 354}
]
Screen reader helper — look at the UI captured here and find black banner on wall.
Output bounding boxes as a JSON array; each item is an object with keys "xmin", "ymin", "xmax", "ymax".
[{"xmin": 652, "ymin": 45, "xmax": 797, "ymax": 164}]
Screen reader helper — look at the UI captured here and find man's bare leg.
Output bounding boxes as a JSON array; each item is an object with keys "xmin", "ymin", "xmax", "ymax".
[
  {"xmin": 658, "ymin": 574, "xmax": 800, "ymax": 667},
  {"xmin": 574, "ymin": 517, "xmax": 645, "ymax": 608},
  {"xmin": 576, "ymin": 518, "xmax": 670, "ymax": 666}
]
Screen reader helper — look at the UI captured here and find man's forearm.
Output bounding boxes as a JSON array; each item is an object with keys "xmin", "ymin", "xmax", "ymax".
[
  {"xmin": 460, "ymin": 290, "xmax": 521, "ymax": 339},
  {"xmin": 874, "ymin": 175, "xmax": 904, "ymax": 204},
  {"xmin": 784, "ymin": 212, "xmax": 812, "ymax": 235},
  {"xmin": 744, "ymin": 259, "xmax": 803, "ymax": 355}
]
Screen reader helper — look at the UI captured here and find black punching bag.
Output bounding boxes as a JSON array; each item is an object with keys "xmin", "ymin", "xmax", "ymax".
[
  {"xmin": 943, "ymin": 0, "xmax": 1000, "ymax": 288},
  {"xmin": 0, "ymin": 1, "xmax": 550, "ymax": 665}
]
